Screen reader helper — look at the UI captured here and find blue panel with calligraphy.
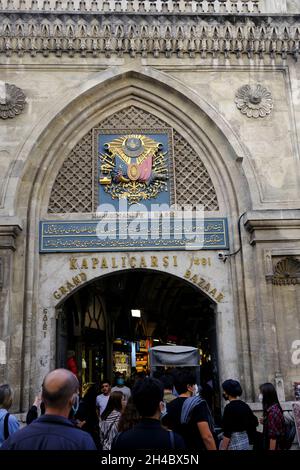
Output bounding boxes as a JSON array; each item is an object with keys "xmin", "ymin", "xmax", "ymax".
[{"xmin": 39, "ymin": 218, "xmax": 229, "ymax": 253}]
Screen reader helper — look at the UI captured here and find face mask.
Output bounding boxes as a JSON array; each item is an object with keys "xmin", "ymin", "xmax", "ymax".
[
  {"xmin": 192, "ymin": 385, "xmax": 199, "ymax": 397},
  {"xmin": 258, "ymin": 393, "xmax": 263, "ymax": 403},
  {"xmin": 222, "ymin": 393, "xmax": 229, "ymax": 401},
  {"xmin": 160, "ymin": 401, "xmax": 167, "ymax": 418},
  {"xmin": 116, "ymin": 378, "xmax": 124, "ymax": 386},
  {"xmin": 72, "ymin": 394, "xmax": 80, "ymax": 415}
]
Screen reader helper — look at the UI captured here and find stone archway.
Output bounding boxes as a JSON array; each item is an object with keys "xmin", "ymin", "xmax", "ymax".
[
  {"xmin": 34, "ymin": 251, "xmax": 238, "ymax": 406},
  {"xmin": 55, "ymin": 266, "xmax": 223, "ymax": 417},
  {"xmin": 14, "ymin": 66, "xmax": 253, "ymax": 408}
]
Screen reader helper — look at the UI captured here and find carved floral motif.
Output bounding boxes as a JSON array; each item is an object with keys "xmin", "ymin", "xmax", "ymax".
[
  {"xmin": 0, "ymin": 82, "xmax": 26, "ymax": 119},
  {"xmin": 272, "ymin": 257, "xmax": 300, "ymax": 285},
  {"xmin": 235, "ymin": 84, "xmax": 273, "ymax": 118}
]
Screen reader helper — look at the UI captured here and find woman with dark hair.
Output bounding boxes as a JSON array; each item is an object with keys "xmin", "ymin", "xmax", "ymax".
[
  {"xmin": 74, "ymin": 383, "xmax": 101, "ymax": 449},
  {"xmin": 99, "ymin": 391, "xmax": 125, "ymax": 450},
  {"xmin": 259, "ymin": 382, "xmax": 285, "ymax": 450},
  {"xmin": 118, "ymin": 397, "xmax": 140, "ymax": 433},
  {"xmin": 219, "ymin": 379, "xmax": 258, "ymax": 450}
]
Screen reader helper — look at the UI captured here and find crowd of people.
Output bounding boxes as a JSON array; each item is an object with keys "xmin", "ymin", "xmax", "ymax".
[{"xmin": 0, "ymin": 367, "xmax": 293, "ymax": 451}]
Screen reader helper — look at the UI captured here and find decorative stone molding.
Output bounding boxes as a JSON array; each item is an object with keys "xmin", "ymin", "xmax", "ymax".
[
  {"xmin": 235, "ymin": 84, "xmax": 273, "ymax": 118},
  {"xmin": 0, "ymin": 82, "xmax": 26, "ymax": 119},
  {"xmin": 0, "ymin": 12, "xmax": 299, "ymax": 60},
  {"xmin": 271, "ymin": 257, "xmax": 300, "ymax": 285},
  {"xmin": 0, "ymin": 0, "xmax": 261, "ymax": 15},
  {"xmin": 0, "ymin": 224, "xmax": 22, "ymax": 250},
  {"xmin": 244, "ymin": 211, "xmax": 300, "ymax": 245}
]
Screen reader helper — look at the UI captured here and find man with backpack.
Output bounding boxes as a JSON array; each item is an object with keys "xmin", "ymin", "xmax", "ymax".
[
  {"xmin": 163, "ymin": 369, "xmax": 217, "ymax": 450},
  {"xmin": 0, "ymin": 384, "xmax": 19, "ymax": 447}
]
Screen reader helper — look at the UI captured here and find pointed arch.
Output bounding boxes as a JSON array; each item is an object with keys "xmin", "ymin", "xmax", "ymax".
[
  {"xmin": 47, "ymin": 105, "xmax": 219, "ymax": 213},
  {"xmin": 11, "ymin": 67, "xmax": 256, "ymax": 218},
  {"xmin": 12, "ymin": 66, "xmax": 254, "ymax": 411}
]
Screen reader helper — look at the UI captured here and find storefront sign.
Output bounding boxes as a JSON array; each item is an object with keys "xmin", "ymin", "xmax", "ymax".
[{"xmin": 40, "ymin": 218, "xmax": 229, "ymax": 252}]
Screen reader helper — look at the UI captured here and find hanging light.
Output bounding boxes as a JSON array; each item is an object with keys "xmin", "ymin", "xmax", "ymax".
[{"xmin": 131, "ymin": 309, "xmax": 141, "ymax": 318}]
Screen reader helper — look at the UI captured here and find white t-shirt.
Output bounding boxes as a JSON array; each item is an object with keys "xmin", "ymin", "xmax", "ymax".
[
  {"xmin": 111, "ymin": 385, "xmax": 131, "ymax": 402},
  {"xmin": 96, "ymin": 394, "xmax": 110, "ymax": 416}
]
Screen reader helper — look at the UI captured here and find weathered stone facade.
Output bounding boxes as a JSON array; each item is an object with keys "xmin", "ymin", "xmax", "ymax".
[{"xmin": 0, "ymin": 0, "xmax": 299, "ymax": 422}]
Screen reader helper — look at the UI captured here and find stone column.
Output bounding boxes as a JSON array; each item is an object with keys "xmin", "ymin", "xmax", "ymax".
[
  {"xmin": 244, "ymin": 210, "xmax": 300, "ymax": 401},
  {"xmin": 0, "ymin": 223, "xmax": 22, "ymax": 408}
]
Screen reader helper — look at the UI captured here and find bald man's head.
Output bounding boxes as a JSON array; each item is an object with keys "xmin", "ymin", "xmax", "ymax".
[{"xmin": 42, "ymin": 369, "xmax": 79, "ymax": 410}]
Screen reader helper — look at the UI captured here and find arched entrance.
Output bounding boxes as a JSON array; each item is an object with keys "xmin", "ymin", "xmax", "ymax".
[
  {"xmin": 56, "ymin": 268, "xmax": 221, "ymax": 420},
  {"xmin": 14, "ymin": 67, "xmax": 253, "ymax": 409}
]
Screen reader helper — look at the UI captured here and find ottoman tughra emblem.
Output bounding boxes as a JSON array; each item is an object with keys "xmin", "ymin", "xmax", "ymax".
[
  {"xmin": 0, "ymin": 82, "xmax": 26, "ymax": 119},
  {"xmin": 235, "ymin": 84, "xmax": 273, "ymax": 118},
  {"xmin": 99, "ymin": 134, "xmax": 168, "ymax": 204}
]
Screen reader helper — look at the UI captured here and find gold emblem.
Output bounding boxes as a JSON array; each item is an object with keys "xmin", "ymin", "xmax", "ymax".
[
  {"xmin": 99, "ymin": 133, "xmax": 168, "ymax": 204},
  {"xmin": 127, "ymin": 163, "xmax": 140, "ymax": 181}
]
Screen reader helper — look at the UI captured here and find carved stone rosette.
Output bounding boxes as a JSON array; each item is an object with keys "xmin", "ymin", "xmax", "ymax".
[
  {"xmin": 235, "ymin": 84, "xmax": 273, "ymax": 118},
  {"xmin": 0, "ymin": 83, "xmax": 26, "ymax": 119},
  {"xmin": 272, "ymin": 257, "xmax": 300, "ymax": 285}
]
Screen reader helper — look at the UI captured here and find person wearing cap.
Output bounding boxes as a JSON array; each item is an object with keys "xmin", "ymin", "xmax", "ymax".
[{"xmin": 219, "ymin": 379, "xmax": 258, "ymax": 450}]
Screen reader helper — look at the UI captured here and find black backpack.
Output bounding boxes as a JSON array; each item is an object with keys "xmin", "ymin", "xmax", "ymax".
[{"xmin": 279, "ymin": 412, "xmax": 296, "ymax": 450}]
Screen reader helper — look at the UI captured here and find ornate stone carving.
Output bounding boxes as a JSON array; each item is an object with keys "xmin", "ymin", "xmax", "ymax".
[
  {"xmin": 48, "ymin": 106, "xmax": 219, "ymax": 213},
  {"xmin": 0, "ymin": 82, "xmax": 26, "ymax": 119},
  {"xmin": 235, "ymin": 84, "xmax": 273, "ymax": 118},
  {"xmin": 0, "ymin": 12, "xmax": 299, "ymax": 61},
  {"xmin": 0, "ymin": 1, "xmax": 262, "ymax": 15},
  {"xmin": 272, "ymin": 257, "xmax": 300, "ymax": 285}
]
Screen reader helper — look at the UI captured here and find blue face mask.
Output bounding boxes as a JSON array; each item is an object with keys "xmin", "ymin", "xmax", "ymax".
[
  {"xmin": 72, "ymin": 394, "xmax": 80, "ymax": 415},
  {"xmin": 116, "ymin": 378, "xmax": 125, "ymax": 386}
]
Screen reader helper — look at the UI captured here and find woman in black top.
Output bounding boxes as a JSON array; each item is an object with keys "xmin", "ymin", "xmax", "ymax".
[{"xmin": 220, "ymin": 379, "xmax": 258, "ymax": 450}]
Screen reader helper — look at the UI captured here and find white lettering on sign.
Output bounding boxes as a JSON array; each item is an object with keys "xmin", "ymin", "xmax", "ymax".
[{"xmin": 291, "ymin": 340, "xmax": 300, "ymax": 366}]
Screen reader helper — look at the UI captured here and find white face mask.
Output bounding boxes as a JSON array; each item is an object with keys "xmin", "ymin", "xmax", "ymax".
[
  {"xmin": 160, "ymin": 401, "xmax": 167, "ymax": 418},
  {"xmin": 258, "ymin": 393, "xmax": 263, "ymax": 403},
  {"xmin": 192, "ymin": 384, "xmax": 199, "ymax": 397},
  {"xmin": 72, "ymin": 393, "xmax": 80, "ymax": 415}
]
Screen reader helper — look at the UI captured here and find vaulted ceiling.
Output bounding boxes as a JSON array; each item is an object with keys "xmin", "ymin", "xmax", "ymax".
[{"xmin": 84, "ymin": 270, "xmax": 216, "ymax": 348}]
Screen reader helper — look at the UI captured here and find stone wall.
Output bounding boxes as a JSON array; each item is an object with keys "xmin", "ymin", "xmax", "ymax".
[{"xmin": 0, "ymin": 3, "xmax": 299, "ymax": 412}]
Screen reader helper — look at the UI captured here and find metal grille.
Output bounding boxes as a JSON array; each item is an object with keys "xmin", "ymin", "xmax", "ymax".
[
  {"xmin": 48, "ymin": 132, "xmax": 93, "ymax": 213},
  {"xmin": 48, "ymin": 106, "xmax": 218, "ymax": 212},
  {"xmin": 173, "ymin": 131, "xmax": 219, "ymax": 210}
]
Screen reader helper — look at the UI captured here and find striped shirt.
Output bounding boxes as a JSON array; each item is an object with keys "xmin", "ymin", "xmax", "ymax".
[{"xmin": 99, "ymin": 410, "xmax": 121, "ymax": 450}]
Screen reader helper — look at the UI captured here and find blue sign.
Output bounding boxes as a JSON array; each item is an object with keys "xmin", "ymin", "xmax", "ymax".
[{"xmin": 39, "ymin": 218, "xmax": 229, "ymax": 252}]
